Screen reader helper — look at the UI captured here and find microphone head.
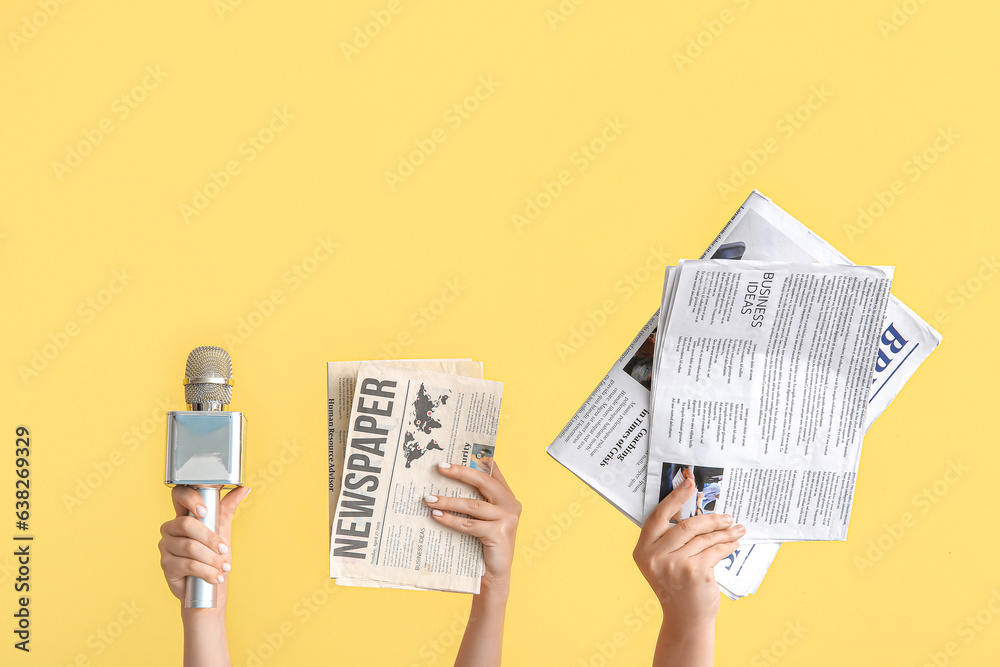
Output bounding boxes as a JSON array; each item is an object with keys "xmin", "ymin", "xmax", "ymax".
[{"xmin": 184, "ymin": 346, "xmax": 233, "ymax": 406}]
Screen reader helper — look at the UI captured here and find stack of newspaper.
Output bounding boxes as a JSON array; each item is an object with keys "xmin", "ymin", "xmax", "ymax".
[
  {"xmin": 644, "ymin": 257, "xmax": 893, "ymax": 541},
  {"xmin": 547, "ymin": 191, "xmax": 941, "ymax": 599},
  {"xmin": 328, "ymin": 360, "xmax": 503, "ymax": 594}
]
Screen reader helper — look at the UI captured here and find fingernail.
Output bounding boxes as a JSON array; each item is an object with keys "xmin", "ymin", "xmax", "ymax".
[
  {"xmin": 222, "ymin": 562, "xmax": 231, "ymax": 572},
  {"xmin": 735, "ymin": 541, "xmax": 741, "ymax": 550},
  {"xmin": 197, "ymin": 506, "xmax": 207, "ymax": 518},
  {"xmin": 424, "ymin": 495, "xmax": 438, "ymax": 503},
  {"xmin": 438, "ymin": 462, "xmax": 451, "ymax": 469},
  {"xmin": 217, "ymin": 575, "xmax": 225, "ymax": 584},
  {"xmin": 737, "ymin": 524, "xmax": 746, "ymax": 533},
  {"xmin": 723, "ymin": 514, "xmax": 733, "ymax": 522},
  {"xmin": 219, "ymin": 543, "xmax": 229, "ymax": 555},
  {"xmin": 432, "ymin": 509, "xmax": 443, "ymax": 517}
]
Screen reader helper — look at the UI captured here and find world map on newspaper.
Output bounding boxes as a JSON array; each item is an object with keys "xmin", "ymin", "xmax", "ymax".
[{"xmin": 402, "ymin": 384, "xmax": 451, "ymax": 467}]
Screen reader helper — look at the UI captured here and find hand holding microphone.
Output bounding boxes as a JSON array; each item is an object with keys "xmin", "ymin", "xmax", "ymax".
[
  {"xmin": 158, "ymin": 484, "xmax": 250, "ymax": 605},
  {"xmin": 161, "ymin": 346, "xmax": 247, "ymax": 609}
]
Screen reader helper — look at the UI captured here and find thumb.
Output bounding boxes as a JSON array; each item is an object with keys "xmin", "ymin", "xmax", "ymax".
[
  {"xmin": 640, "ymin": 478, "xmax": 695, "ymax": 543},
  {"xmin": 221, "ymin": 486, "xmax": 251, "ymax": 517},
  {"xmin": 218, "ymin": 486, "xmax": 251, "ymax": 537}
]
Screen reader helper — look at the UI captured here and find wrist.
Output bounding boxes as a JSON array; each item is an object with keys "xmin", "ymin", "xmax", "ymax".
[
  {"xmin": 181, "ymin": 603, "xmax": 227, "ymax": 627},
  {"xmin": 477, "ymin": 574, "xmax": 511, "ymax": 604},
  {"xmin": 181, "ymin": 604, "xmax": 232, "ymax": 667},
  {"xmin": 653, "ymin": 618, "xmax": 715, "ymax": 667},
  {"xmin": 659, "ymin": 615, "xmax": 715, "ymax": 645}
]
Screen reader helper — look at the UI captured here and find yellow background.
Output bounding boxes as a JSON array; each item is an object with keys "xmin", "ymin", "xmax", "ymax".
[{"xmin": 1, "ymin": 1, "xmax": 996, "ymax": 665}]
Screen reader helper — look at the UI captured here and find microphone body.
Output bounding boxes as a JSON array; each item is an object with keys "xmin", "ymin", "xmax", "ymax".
[{"xmin": 165, "ymin": 347, "xmax": 246, "ymax": 609}]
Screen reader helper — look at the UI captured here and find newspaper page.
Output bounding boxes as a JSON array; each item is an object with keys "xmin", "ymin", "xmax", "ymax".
[
  {"xmin": 716, "ymin": 542, "xmax": 780, "ymax": 599},
  {"xmin": 643, "ymin": 259, "xmax": 893, "ymax": 541},
  {"xmin": 330, "ymin": 363, "xmax": 503, "ymax": 594},
  {"xmin": 328, "ymin": 359, "xmax": 484, "ymax": 590},
  {"xmin": 547, "ymin": 312, "xmax": 659, "ymax": 523},
  {"xmin": 703, "ymin": 191, "xmax": 941, "ymax": 425},
  {"xmin": 328, "ymin": 359, "xmax": 483, "ymax": 536}
]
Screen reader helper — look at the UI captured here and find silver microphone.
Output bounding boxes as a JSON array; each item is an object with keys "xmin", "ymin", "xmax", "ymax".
[{"xmin": 165, "ymin": 346, "xmax": 246, "ymax": 609}]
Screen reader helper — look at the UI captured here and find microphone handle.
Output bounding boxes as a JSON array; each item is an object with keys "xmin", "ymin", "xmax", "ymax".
[{"xmin": 184, "ymin": 486, "xmax": 221, "ymax": 609}]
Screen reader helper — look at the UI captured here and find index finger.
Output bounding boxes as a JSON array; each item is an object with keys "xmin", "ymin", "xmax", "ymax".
[
  {"xmin": 639, "ymin": 478, "xmax": 695, "ymax": 544},
  {"xmin": 436, "ymin": 462, "xmax": 509, "ymax": 506}
]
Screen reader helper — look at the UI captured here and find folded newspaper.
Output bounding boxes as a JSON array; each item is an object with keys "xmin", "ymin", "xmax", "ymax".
[
  {"xmin": 643, "ymin": 259, "xmax": 893, "ymax": 542},
  {"xmin": 547, "ymin": 190, "xmax": 941, "ymax": 598},
  {"xmin": 328, "ymin": 361, "xmax": 503, "ymax": 594}
]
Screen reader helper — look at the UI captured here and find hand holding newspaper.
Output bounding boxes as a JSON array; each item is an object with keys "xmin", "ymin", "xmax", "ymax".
[
  {"xmin": 329, "ymin": 362, "xmax": 503, "ymax": 594},
  {"xmin": 547, "ymin": 191, "xmax": 941, "ymax": 597},
  {"xmin": 642, "ymin": 259, "xmax": 893, "ymax": 542}
]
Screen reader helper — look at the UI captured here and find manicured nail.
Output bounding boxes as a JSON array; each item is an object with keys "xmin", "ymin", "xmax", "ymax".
[
  {"xmin": 217, "ymin": 575, "xmax": 225, "ymax": 584},
  {"xmin": 723, "ymin": 514, "xmax": 733, "ymax": 522},
  {"xmin": 197, "ymin": 506, "xmax": 207, "ymax": 518},
  {"xmin": 424, "ymin": 495, "xmax": 438, "ymax": 503},
  {"xmin": 222, "ymin": 562, "xmax": 231, "ymax": 572},
  {"xmin": 219, "ymin": 543, "xmax": 229, "ymax": 555},
  {"xmin": 438, "ymin": 462, "xmax": 451, "ymax": 469},
  {"xmin": 432, "ymin": 509, "xmax": 443, "ymax": 517},
  {"xmin": 736, "ymin": 524, "xmax": 746, "ymax": 533}
]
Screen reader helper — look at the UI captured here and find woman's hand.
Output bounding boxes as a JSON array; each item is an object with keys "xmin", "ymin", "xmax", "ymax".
[
  {"xmin": 425, "ymin": 461, "xmax": 520, "ymax": 667},
  {"xmin": 159, "ymin": 485, "xmax": 249, "ymax": 667},
  {"xmin": 424, "ymin": 462, "xmax": 521, "ymax": 596},
  {"xmin": 158, "ymin": 486, "xmax": 250, "ymax": 606},
  {"xmin": 633, "ymin": 478, "xmax": 743, "ymax": 667}
]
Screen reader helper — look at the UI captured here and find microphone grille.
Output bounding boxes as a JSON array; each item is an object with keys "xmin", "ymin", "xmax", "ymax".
[{"xmin": 184, "ymin": 346, "xmax": 233, "ymax": 405}]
